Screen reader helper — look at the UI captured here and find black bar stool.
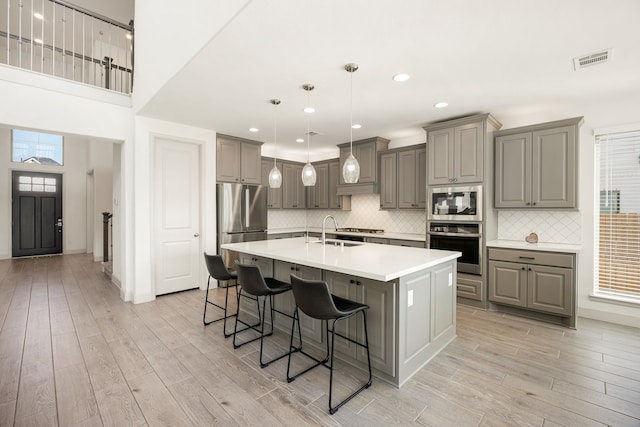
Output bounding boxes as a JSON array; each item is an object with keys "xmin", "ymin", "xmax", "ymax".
[
  {"xmin": 203, "ymin": 253, "xmax": 242, "ymax": 337},
  {"xmin": 287, "ymin": 274, "xmax": 372, "ymax": 415},
  {"xmin": 233, "ymin": 262, "xmax": 301, "ymax": 368}
]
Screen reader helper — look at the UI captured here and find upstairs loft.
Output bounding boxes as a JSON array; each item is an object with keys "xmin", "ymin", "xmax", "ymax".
[{"xmin": 0, "ymin": 0, "xmax": 133, "ymax": 95}]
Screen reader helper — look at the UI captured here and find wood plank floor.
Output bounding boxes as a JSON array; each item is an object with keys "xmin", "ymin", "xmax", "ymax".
[{"xmin": 1, "ymin": 254, "xmax": 639, "ymax": 426}]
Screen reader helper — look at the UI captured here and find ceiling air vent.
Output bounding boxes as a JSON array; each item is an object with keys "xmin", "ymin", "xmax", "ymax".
[
  {"xmin": 306, "ymin": 131, "xmax": 321, "ymax": 136},
  {"xmin": 573, "ymin": 49, "xmax": 612, "ymax": 70}
]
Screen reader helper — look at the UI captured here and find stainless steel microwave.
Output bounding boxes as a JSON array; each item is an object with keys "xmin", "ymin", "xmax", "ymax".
[{"xmin": 427, "ymin": 185, "xmax": 482, "ymax": 222}]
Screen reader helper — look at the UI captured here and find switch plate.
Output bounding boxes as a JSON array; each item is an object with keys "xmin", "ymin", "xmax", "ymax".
[
  {"xmin": 408, "ymin": 289, "xmax": 413, "ymax": 307},
  {"xmin": 448, "ymin": 273, "xmax": 453, "ymax": 287}
]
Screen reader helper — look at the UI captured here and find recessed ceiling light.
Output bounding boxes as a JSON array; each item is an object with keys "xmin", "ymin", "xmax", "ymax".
[
  {"xmin": 34, "ymin": 38, "xmax": 43, "ymax": 44},
  {"xmin": 351, "ymin": 124, "xmax": 362, "ymax": 129},
  {"xmin": 393, "ymin": 73, "xmax": 410, "ymax": 82},
  {"xmin": 249, "ymin": 127, "xmax": 259, "ymax": 132},
  {"xmin": 34, "ymin": 12, "xmax": 44, "ymax": 20},
  {"xmin": 296, "ymin": 138, "xmax": 304, "ymax": 143},
  {"xmin": 434, "ymin": 102, "xmax": 449, "ymax": 108},
  {"xmin": 303, "ymin": 106, "xmax": 315, "ymax": 113}
]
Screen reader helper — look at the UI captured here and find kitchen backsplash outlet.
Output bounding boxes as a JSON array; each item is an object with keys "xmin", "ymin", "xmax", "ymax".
[
  {"xmin": 268, "ymin": 194, "xmax": 426, "ymax": 234},
  {"xmin": 498, "ymin": 210, "xmax": 582, "ymax": 244}
]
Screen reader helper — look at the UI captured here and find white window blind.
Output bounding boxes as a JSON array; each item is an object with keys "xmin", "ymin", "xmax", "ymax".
[{"xmin": 596, "ymin": 130, "xmax": 640, "ymax": 298}]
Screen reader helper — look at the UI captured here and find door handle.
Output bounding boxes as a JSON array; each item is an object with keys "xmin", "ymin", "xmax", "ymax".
[{"xmin": 194, "ymin": 233, "xmax": 199, "ymax": 237}]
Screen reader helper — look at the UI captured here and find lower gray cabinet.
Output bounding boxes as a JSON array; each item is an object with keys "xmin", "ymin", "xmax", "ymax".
[
  {"xmin": 456, "ymin": 273, "xmax": 483, "ymax": 301},
  {"xmin": 488, "ymin": 248, "xmax": 574, "ymax": 317},
  {"xmin": 273, "ymin": 261, "xmax": 323, "ymax": 344},
  {"xmin": 324, "ymin": 271, "xmax": 396, "ymax": 376}
]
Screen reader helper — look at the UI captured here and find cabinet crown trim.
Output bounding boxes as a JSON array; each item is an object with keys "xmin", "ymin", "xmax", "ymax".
[
  {"xmin": 217, "ymin": 133, "xmax": 264, "ymax": 146},
  {"xmin": 422, "ymin": 113, "xmax": 502, "ymax": 132},
  {"xmin": 494, "ymin": 116, "xmax": 584, "ymax": 137},
  {"xmin": 337, "ymin": 136, "xmax": 390, "ymax": 149}
]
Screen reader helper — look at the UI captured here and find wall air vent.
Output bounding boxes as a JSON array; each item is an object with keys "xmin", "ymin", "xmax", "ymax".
[
  {"xmin": 306, "ymin": 131, "xmax": 321, "ymax": 136},
  {"xmin": 573, "ymin": 49, "xmax": 612, "ymax": 70}
]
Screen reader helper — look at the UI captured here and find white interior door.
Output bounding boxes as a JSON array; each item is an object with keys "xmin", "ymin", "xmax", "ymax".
[{"xmin": 154, "ymin": 137, "xmax": 201, "ymax": 295}]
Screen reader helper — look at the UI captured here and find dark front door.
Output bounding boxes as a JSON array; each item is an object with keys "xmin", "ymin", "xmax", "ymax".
[{"xmin": 12, "ymin": 171, "xmax": 63, "ymax": 257}]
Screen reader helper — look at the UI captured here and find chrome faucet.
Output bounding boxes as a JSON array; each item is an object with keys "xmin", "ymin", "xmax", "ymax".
[{"xmin": 321, "ymin": 215, "xmax": 338, "ymax": 244}]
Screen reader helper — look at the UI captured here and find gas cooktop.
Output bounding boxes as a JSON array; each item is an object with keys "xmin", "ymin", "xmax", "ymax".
[{"xmin": 336, "ymin": 227, "xmax": 385, "ymax": 234}]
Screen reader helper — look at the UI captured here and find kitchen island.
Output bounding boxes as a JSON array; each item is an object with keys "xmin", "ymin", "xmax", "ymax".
[{"xmin": 221, "ymin": 237, "xmax": 461, "ymax": 387}]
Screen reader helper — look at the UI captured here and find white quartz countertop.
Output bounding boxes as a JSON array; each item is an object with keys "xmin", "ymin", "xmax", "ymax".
[
  {"xmin": 268, "ymin": 227, "xmax": 426, "ymax": 242},
  {"xmin": 486, "ymin": 239, "xmax": 582, "ymax": 254},
  {"xmin": 222, "ymin": 237, "xmax": 460, "ymax": 282}
]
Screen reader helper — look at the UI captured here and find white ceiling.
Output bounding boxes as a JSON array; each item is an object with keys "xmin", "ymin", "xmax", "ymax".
[{"xmin": 138, "ymin": 0, "xmax": 640, "ymax": 161}]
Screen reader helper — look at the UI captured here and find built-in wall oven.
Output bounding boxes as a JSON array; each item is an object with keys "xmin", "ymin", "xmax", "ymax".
[
  {"xmin": 428, "ymin": 185, "xmax": 482, "ymax": 222},
  {"xmin": 428, "ymin": 222, "xmax": 482, "ymax": 275}
]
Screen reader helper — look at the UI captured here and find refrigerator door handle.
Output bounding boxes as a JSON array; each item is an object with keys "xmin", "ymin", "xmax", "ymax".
[{"xmin": 245, "ymin": 187, "xmax": 250, "ymax": 229}]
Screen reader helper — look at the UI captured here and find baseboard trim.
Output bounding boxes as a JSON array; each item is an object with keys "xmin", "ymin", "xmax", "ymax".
[
  {"xmin": 578, "ymin": 307, "xmax": 640, "ymax": 328},
  {"xmin": 133, "ymin": 292, "xmax": 155, "ymax": 304}
]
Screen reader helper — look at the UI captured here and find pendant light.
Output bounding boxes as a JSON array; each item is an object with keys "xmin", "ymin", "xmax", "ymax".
[
  {"xmin": 343, "ymin": 63, "xmax": 360, "ymax": 183},
  {"xmin": 301, "ymin": 84, "xmax": 317, "ymax": 186},
  {"xmin": 268, "ymin": 99, "xmax": 282, "ymax": 188}
]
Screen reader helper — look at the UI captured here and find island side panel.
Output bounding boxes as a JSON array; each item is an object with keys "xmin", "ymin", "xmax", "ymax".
[{"xmin": 397, "ymin": 260, "xmax": 457, "ymax": 386}]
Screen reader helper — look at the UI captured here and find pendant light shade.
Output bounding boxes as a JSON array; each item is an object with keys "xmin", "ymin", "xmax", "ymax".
[
  {"xmin": 268, "ymin": 99, "xmax": 282, "ymax": 188},
  {"xmin": 301, "ymin": 84, "xmax": 317, "ymax": 186},
  {"xmin": 343, "ymin": 63, "xmax": 360, "ymax": 183}
]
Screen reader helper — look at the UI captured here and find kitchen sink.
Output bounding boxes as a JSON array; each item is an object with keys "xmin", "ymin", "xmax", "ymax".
[{"xmin": 312, "ymin": 239, "xmax": 364, "ymax": 247}]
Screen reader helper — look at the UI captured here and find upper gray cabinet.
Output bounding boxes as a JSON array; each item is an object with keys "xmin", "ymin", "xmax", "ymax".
[
  {"xmin": 494, "ymin": 117, "xmax": 583, "ymax": 209},
  {"xmin": 306, "ymin": 162, "xmax": 329, "ymax": 209},
  {"xmin": 261, "ymin": 158, "xmax": 282, "ymax": 209},
  {"xmin": 379, "ymin": 145, "xmax": 426, "ymax": 210},
  {"xmin": 282, "ymin": 162, "xmax": 306, "ymax": 209},
  {"xmin": 338, "ymin": 137, "xmax": 390, "ymax": 191},
  {"xmin": 424, "ymin": 114, "xmax": 501, "ymax": 186},
  {"xmin": 216, "ymin": 134, "xmax": 262, "ymax": 184}
]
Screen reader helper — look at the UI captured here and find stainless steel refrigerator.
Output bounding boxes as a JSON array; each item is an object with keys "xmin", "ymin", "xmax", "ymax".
[{"xmin": 217, "ymin": 183, "xmax": 268, "ymax": 267}]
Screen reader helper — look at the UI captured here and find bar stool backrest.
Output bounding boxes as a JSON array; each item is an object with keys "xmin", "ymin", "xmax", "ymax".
[
  {"xmin": 290, "ymin": 274, "xmax": 341, "ymax": 320},
  {"xmin": 204, "ymin": 253, "xmax": 235, "ymax": 281},
  {"xmin": 235, "ymin": 262, "xmax": 269, "ymax": 297}
]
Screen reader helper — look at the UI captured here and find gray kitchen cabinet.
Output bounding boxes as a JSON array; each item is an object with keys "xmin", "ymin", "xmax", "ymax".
[
  {"xmin": 216, "ymin": 134, "xmax": 263, "ymax": 184},
  {"xmin": 494, "ymin": 117, "xmax": 582, "ymax": 209},
  {"xmin": 261, "ymin": 158, "xmax": 282, "ymax": 209},
  {"xmin": 423, "ymin": 114, "xmax": 501, "ymax": 186},
  {"xmin": 456, "ymin": 273, "xmax": 483, "ymax": 301},
  {"xmin": 328, "ymin": 160, "xmax": 342, "ymax": 209},
  {"xmin": 282, "ymin": 162, "xmax": 306, "ymax": 209},
  {"xmin": 389, "ymin": 239, "xmax": 425, "ymax": 248},
  {"xmin": 379, "ymin": 152, "xmax": 397, "ymax": 209},
  {"xmin": 488, "ymin": 248, "xmax": 574, "ymax": 317},
  {"xmin": 398, "ymin": 148, "xmax": 426, "ymax": 209},
  {"xmin": 324, "ymin": 271, "xmax": 396, "ymax": 376},
  {"xmin": 427, "ymin": 121, "xmax": 483, "ymax": 185},
  {"xmin": 366, "ymin": 237, "xmax": 389, "ymax": 245},
  {"xmin": 379, "ymin": 145, "xmax": 426, "ymax": 210},
  {"xmin": 273, "ymin": 261, "xmax": 323, "ymax": 344},
  {"xmin": 338, "ymin": 137, "xmax": 390, "ymax": 185},
  {"xmin": 306, "ymin": 162, "xmax": 329, "ymax": 209}
]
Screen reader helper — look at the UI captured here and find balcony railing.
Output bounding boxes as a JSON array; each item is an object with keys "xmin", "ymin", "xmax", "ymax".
[{"xmin": 1, "ymin": 0, "xmax": 133, "ymax": 94}]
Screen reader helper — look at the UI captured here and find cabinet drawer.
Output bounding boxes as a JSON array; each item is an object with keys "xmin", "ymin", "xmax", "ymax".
[
  {"xmin": 488, "ymin": 248, "xmax": 574, "ymax": 268},
  {"xmin": 456, "ymin": 274, "xmax": 482, "ymax": 301},
  {"xmin": 389, "ymin": 239, "xmax": 425, "ymax": 248}
]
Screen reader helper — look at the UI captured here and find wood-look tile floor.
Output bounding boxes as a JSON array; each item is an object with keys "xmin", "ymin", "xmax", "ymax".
[{"xmin": 1, "ymin": 254, "xmax": 639, "ymax": 426}]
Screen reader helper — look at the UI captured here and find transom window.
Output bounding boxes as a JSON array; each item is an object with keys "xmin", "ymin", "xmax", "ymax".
[
  {"xmin": 12, "ymin": 129, "xmax": 64, "ymax": 166},
  {"xmin": 18, "ymin": 176, "xmax": 57, "ymax": 193}
]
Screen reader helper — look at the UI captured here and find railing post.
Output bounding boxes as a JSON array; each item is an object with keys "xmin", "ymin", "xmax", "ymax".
[
  {"xmin": 102, "ymin": 212, "xmax": 112, "ymax": 262},
  {"xmin": 103, "ymin": 56, "xmax": 112, "ymax": 89}
]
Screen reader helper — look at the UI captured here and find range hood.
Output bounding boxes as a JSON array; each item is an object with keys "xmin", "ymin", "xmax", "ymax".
[{"xmin": 336, "ymin": 137, "xmax": 390, "ymax": 195}]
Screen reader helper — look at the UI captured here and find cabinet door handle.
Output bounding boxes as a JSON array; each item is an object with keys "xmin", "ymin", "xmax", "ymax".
[
  {"xmin": 290, "ymin": 266, "xmax": 295, "ymax": 271},
  {"xmin": 528, "ymin": 268, "xmax": 532, "ymax": 271},
  {"xmin": 532, "ymin": 202, "xmax": 537, "ymax": 206},
  {"xmin": 349, "ymin": 279, "xmax": 355, "ymax": 284},
  {"xmin": 521, "ymin": 267, "xmax": 525, "ymax": 270},
  {"xmin": 356, "ymin": 281, "xmax": 362, "ymax": 286},
  {"xmin": 519, "ymin": 256, "xmax": 535, "ymax": 260},
  {"xmin": 525, "ymin": 202, "xmax": 531, "ymax": 206}
]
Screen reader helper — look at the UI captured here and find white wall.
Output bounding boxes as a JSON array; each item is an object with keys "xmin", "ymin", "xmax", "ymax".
[{"xmin": 132, "ymin": 0, "xmax": 250, "ymax": 113}]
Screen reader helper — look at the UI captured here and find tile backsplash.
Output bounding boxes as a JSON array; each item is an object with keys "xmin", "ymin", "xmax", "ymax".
[
  {"xmin": 497, "ymin": 210, "xmax": 582, "ymax": 244},
  {"xmin": 268, "ymin": 194, "xmax": 426, "ymax": 234}
]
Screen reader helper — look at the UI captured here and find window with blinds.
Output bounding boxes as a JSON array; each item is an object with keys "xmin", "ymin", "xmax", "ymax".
[{"xmin": 596, "ymin": 131, "xmax": 640, "ymax": 299}]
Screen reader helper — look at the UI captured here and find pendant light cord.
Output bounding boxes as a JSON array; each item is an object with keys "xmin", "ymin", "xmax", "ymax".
[
  {"xmin": 307, "ymin": 89, "xmax": 311, "ymax": 162},
  {"xmin": 350, "ymin": 69, "xmax": 353, "ymax": 154},
  {"xmin": 273, "ymin": 102, "xmax": 277, "ymax": 167}
]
